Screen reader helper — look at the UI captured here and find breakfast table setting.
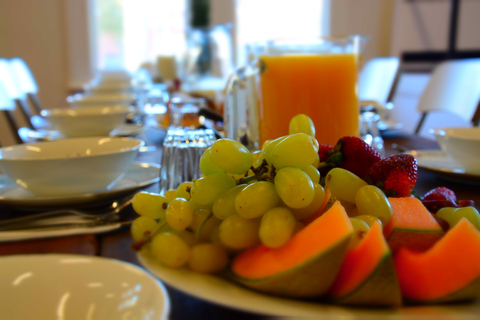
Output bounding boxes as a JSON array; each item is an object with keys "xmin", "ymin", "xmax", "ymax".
[{"xmin": 1, "ymin": 37, "xmax": 480, "ymax": 319}]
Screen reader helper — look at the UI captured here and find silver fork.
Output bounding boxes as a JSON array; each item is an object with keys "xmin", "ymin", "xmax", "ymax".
[{"xmin": 0, "ymin": 196, "xmax": 133, "ymax": 231}]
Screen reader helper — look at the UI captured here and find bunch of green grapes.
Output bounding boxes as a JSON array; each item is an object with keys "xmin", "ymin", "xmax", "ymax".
[
  {"xmin": 129, "ymin": 114, "xmax": 329, "ymax": 274},
  {"xmin": 324, "ymin": 167, "xmax": 393, "ymax": 248}
]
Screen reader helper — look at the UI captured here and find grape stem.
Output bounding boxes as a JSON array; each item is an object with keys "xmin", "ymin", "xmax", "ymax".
[
  {"xmin": 237, "ymin": 159, "xmax": 276, "ymax": 185},
  {"xmin": 131, "ymin": 220, "xmax": 168, "ymax": 251},
  {"xmin": 195, "ymin": 212, "xmax": 213, "ymax": 238}
]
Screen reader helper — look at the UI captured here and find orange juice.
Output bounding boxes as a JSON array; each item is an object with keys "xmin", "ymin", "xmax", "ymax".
[{"xmin": 258, "ymin": 53, "xmax": 359, "ymax": 146}]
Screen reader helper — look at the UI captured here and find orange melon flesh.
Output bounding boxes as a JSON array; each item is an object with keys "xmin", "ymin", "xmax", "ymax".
[
  {"xmin": 394, "ymin": 218, "xmax": 480, "ymax": 303},
  {"xmin": 385, "ymin": 197, "xmax": 444, "ymax": 252},
  {"xmin": 233, "ymin": 200, "xmax": 352, "ymax": 278},
  {"xmin": 328, "ymin": 222, "xmax": 402, "ymax": 307}
]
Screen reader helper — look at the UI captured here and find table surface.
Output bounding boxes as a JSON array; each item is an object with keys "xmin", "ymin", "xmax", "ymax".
[{"xmin": 1, "ymin": 128, "xmax": 479, "ymax": 319}]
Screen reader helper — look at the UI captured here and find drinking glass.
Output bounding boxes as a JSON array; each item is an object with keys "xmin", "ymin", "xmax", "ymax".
[
  {"xmin": 159, "ymin": 128, "xmax": 216, "ymax": 194},
  {"xmin": 359, "ymin": 110, "xmax": 385, "ymax": 157},
  {"xmin": 224, "ymin": 36, "xmax": 364, "ymax": 150}
]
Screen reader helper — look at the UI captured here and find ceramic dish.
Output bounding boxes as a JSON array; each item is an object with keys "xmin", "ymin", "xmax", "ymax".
[
  {"xmin": 1, "ymin": 254, "xmax": 169, "ymax": 319},
  {"xmin": 405, "ymin": 150, "xmax": 480, "ymax": 185},
  {"xmin": 138, "ymin": 251, "xmax": 480, "ymax": 319},
  {"xmin": 0, "ymin": 162, "xmax": 160, "ymax": 208}
]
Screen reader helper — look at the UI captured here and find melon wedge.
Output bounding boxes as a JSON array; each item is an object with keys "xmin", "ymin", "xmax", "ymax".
[
  {"xmin": 394, "ymin": 218, "xmax": 480, "ymax": 304},
  {"xmin": 385, "ymin": 197, "xmax": 444, "ymax": 252},
  {"xmin": 328, "ymin": 222, "xmax": 402, "ymax": 307},
  {"xmin": 230, "ymin": 201, "xmax": 353, "ymax": 298}
]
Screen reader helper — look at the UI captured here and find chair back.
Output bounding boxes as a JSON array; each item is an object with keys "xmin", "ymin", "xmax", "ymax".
[
  {"xmin": 0, "ymin": 82, "xmax": 23, "ymax": 145},
  {"xmin": 359, "ymin": 56, "xmax": 400, "ymax": 110},
  {"xmin": 415, "ymin": 58, "xmax": 480, "ymax": 133},
  {"xmin": 0, "ymin": 58, "xmax": 35, "ymax": 129},
  {"xmin": 9, "ymin": 57, "xmax": 43, "ymax": 114}
]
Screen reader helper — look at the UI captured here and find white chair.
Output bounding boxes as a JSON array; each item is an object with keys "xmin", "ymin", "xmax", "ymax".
[
  {"xmin": 414, "ymin": 58, "xmax": 480, "ymax": 134},
  {"xmin": 9, "ymin": 57, "xmax": 43, "ymax": 114},
  {"xmin": 359, "ymin": 56, "xmax": 400, "ymax": 118}
]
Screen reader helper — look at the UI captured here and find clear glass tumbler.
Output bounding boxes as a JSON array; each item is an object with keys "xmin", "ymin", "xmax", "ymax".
[{"xmin": 159, "ymin": 127, "xmax": 216, "ymax": 194}]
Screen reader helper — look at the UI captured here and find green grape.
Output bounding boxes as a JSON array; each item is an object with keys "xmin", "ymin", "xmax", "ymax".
[
  {"xmin": 209, "ymin": 139, "xmax": 253, "ymax": 174},
  {"xmin": 311, "ymin": 152, "xmax": 320, "ymax": 168},
  {"xmin": 166, "ymin": 198, "xmax": 194, "ymax": 230},
  {"xmin": 188, "ymin": 243, "xmax": 229, "ymax": 274},
  {"xmin": 348, "ymin": 218, "xmax": 370, "ymax": 250},
  {"xmin": 235, "ymin": 181, "xmax": 281, "ymax": 219},
  {"xmin": 274, "ymin": 167, "xmax": 315, "ymax": 209},
  {"xmin": 212, "ymin": 184, "xmax": 247, "ymax": 220},
  {"xmin": 150, "ymin": 232, "xmax": 190, "ymax": 268},
  {"xmin": 199, "ymin": 147, "xmax": 224, "ymax": 176},
  {"xmin": 437, "ymin": 206, "xmax": 480, "ymax": 231},
  {"xmin": 436, "ymin": 207, "xmax": 457, "ymax": 218},
  {"xmin": 259, "ymin": 207, "xmax": 296, "ymax": 248},
  {"xmin": 164, "ymin": 189, "xmax": 177, "ymax": 202},
  {"xmin": 303, "ymin": 164, "xmax": 320, "ymax": 184},
  {"xmin": 176, "ymin": 181, "xmax": 193, "ymax": 200},
  {"xmin": 190, "ymin": 173, "xmax": 236, "ymax": 206},
  {"xmin": 173, "ymin": 229, "xmax": 199, "ymax": 247},
  {"xmin": 219, "ymin": 214, "xmax": 260, "ymax": 249},
  {"xmin": 189, "ymin": 209, "xmax": 221, "ymax": 241},
  {"xmin": 290, "ymin": 183, "xmax": 326, "ymax": 220},
  {"xmin": 289, "ymin": 114, "xmax": 315, "ymax": 137},
  {"xmin": 271, "ymin": 133, "xmax": 318, "ymax": 169},
  {"xmin": 188, "ymin": 198, "xmax": 213, "ymax": 211},
  {"xmin": 131, "ymin": 216, "xmax": 160, "ymax": 241},
  {"xmin": 132, "ymin": 191, "xmax": 168, "ymax": 219},
  {"xmin": 325, "ymin": 168, "xmax": 368, "ymax": 203},
  {"xmin": 354, "ymin": 214, "xmax": 383, "ymax": 228},
  {"xmin": 355, "ymin": 185, "xmax": 392, "ymax": 225},
  {"xmin": 261, "ymin": 136, "xmax": 288, "ymax": 165}
]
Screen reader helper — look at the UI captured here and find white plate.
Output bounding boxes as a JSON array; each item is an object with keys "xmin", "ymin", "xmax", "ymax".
[
  {"xmin": 0, "ymin": 254, "xmax": 170, "ymax": 319},
  {"xmin": 405, "ymin": 150, "xmax": 480, "ymax": 185},
  {"xmin": 138, "ymin": 251, "xmax": 480, "ymax": 319},
  {"xmin": 110, "ymin": 123, "xmax": 147, "ymax": 137},
  {"xmin": 0, "ymin": 162, "xmax": 160, "ymax": 208}
]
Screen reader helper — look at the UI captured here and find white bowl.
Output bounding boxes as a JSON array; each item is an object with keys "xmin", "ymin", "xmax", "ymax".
[
  {"xmin": 41, "ymin": 106, "xmax": 133, "ymax": 138},
  {"xmin": 67, "ymin": 93, "xmax": 135, "ymax": 107},
  {"xmin": 431, "ymin": 127, "xmax": 480, "ymax": 174},
  {"xmin": 0, "ymin": 137, "xmax": 144, "ymax": 196}
]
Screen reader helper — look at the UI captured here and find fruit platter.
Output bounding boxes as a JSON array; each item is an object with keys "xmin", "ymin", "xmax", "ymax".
[{"xmin": 129, "ymin": 115, "xmax": 480, "ymax": 317}]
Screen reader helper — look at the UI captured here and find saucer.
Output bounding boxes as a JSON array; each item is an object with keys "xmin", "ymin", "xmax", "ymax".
[
  {"xmin": 0, "ymin": 162, "xmax": 160, "ymax": 208},
  {"xmin": 405, "ymin": 150, "xmax": 480, "ymax": 185},
  {"xmin": 1, "ymin": 254, "xmax": 170, "ymax": 319}
]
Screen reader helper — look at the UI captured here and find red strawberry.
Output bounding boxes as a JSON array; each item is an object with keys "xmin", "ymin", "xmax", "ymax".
[
  {"xmin": 365, "ymin": 154, "xmax": 418, "ymax": 197},
  {"xmin": 318, "ymin": 136, "xmax": 382, "ymax": 179},
  {"xmin": 421, "ymin": 187, "xmax": 475, "ymax": 213},
  {"xmin": 422, "ymin": 187, "xmax": 457, "ymax": 202}
]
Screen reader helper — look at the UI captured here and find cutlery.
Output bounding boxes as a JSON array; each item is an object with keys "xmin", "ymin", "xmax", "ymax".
[
  {"xmin": 0, "ymin": 220, "xmax": 132, "ymax": 232},
  {"xmin": 0, "ymin": 196, "xmax": 133, "ymax": 229}
]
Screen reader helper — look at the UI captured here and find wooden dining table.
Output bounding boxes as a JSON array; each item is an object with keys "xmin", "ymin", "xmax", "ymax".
[{"xmin": 0, "ymin": 126, "xmax": 479, "ymax": 319}]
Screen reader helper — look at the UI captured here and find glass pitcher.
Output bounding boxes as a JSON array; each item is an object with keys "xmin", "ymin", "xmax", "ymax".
[{"xmin": 224, "ymin": 36, "xmax": 364, "ymax": 150}]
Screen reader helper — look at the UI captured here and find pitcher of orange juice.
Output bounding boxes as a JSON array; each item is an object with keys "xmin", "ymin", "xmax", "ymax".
[{"xmin": 224, "ymin": 36, "xmax": 364, "ymax": 150}]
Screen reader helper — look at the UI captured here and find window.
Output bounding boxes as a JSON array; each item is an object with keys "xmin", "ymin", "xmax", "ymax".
[{"xmin": 92, "ymin": 0, "xmax": 328, "ymax": 72}]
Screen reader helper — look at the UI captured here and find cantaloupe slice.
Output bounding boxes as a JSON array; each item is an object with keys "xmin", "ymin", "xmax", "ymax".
[
  {"xmin": 328, "ymin": 222, "xmax": 402, "ymax": 307},
  {"xmin": 385, "ymin": 197, "xmax": 444, "ymax": 252},
  {"xmin": 394, "ymin": 218, "xmax": 480, "ymax": 304},
  {"xmin": 230, "ymin": 201, "xmax": 353, "ymax": 298}
]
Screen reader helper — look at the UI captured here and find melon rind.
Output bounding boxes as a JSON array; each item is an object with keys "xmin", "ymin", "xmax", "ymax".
[
  {"xmin": 330, "ymin": 254, "xmax": 402, "ymax": 307},
  {"xmin": 228, "ymin": 236, "xmax": 351, "ymax": 298}
]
